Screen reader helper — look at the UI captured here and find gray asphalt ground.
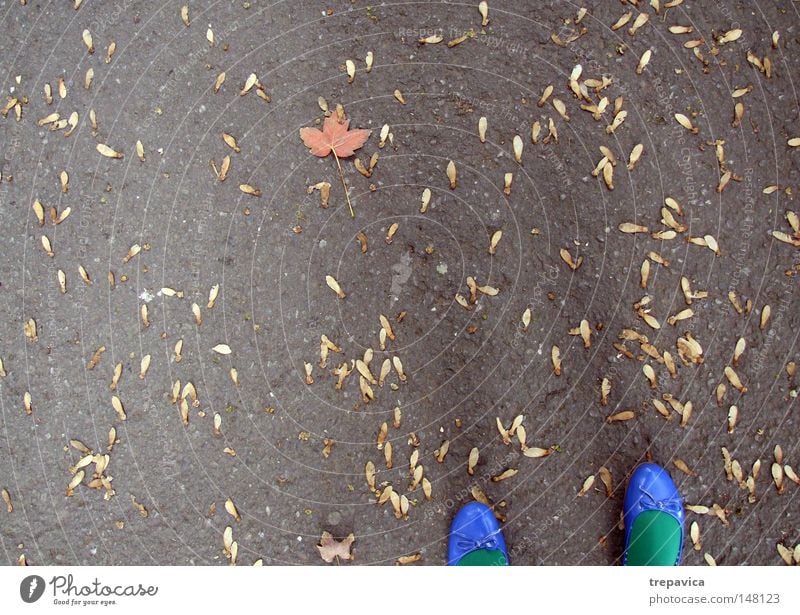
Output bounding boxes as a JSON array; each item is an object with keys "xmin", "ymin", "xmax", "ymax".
[{"xmin": 1, "ymin": 0, "xmax": 799, "ymax": 566}]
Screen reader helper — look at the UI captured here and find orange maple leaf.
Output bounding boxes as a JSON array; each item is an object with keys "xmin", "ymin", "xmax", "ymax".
[
  {"xmin": 299, "ymin": 115, "xmax": 371, "ymax": 158},
  {"xmin": 299, "ymin": 112, "xmax": 372, "ymax": 217}
]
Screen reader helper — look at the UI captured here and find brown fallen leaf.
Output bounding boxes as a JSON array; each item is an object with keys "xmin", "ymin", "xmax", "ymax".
[{"xmin": 316, "ymin": 531, "xmax": 355, "ymax": 563}]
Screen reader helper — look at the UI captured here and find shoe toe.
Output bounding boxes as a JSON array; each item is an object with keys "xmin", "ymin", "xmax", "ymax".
[
  {"xmin": 623, "ymin": 463, "xmax": 685, "ymax": 565},
  {"xmin": 448, "ymin": 502, "xmax": 507, "ymax": 565}
]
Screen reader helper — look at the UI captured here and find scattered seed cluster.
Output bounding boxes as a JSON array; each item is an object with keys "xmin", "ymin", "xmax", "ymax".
[{"xmin": 0, "ymin": 0, "xmax": 798, "ymax": 566}]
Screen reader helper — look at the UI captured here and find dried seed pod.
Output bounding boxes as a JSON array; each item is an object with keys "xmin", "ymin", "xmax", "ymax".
[
  {"xmin": 224, "ymin": 497, "xmax": 241, "ymax": 522},
  {"xmin": 627, "ymin": 143, "xmax": 644, "ymax": 171},
  {"xmin": 378, "ymin": 124, "xmax": 390, "ymax": 147},
  {"xmin": 512, "ymin": 135, "xmax": 524, "ymax": 163},
  {"xmin": 732, "ymin": 102, "xmax": 744, "ymax": 128},
  {"xmin": 777, "ymin": 543, "xmax": 794, "ymax": 566},
  {"xmin": 724, "ymin": 366, "xmax": 747, "ymax": 394},
  {"xmin": 725, "ymin": 405, "xmax": 738, "ymax": 433},
  {"xmin": 111, "ymin": 396, "xmax": 126, "ymax": 421},
  {"xmin": 355, "ymin": 359, "xmax": 376, "ymax": 385},
  {"xmin": 523, "ymin": 447, "xmax": 551, "ymax": 458},
  {"xmin": 551, "ymin": 345, "xmax": 561, "ymax": 376},
  {"xmin": 82, "ymin": 29, "xmax": 94, "ymax": 53},
  {"xmin": 110, "ymin": 362, "xmax": 122, "ymax": 390},
  {"xmin": 212, "ymin": 343, "xmax": 232, "ymax": 355},
  {"xmin": 96, "ymin": 143, "xmax": 123, "ymax": 159},
  {"xmin": 488, "ymin": 230, "xmax": 502, "ymax": 255},
  {"xmin": 239, "ymin": 184, "xmax": 261, "ymax": 197},
  {"xmin": 667, "ymin": 308, "xmax": 694, "ymax": 326},
  {"xmin": 640, "ymin": 260, "xmax": 650, "ymax": 288},
  {"xmin": 57, "ymin": 269, "xmax": 67, "ymax": 294},
  {"xmin": 105, "ymin": 41, "xmax": 116, "ymax": 63},
  {"xmin": 628, "ymin": 12, "xmax": 649, "ymax": 35},
  {"xmin": 674, "ymin": 459, "xmax": 694, "ymax": 476},
  {"xmin": 674, "ymin": 113, "xmax": 698, "ymax": 134},
  {"xmin": 552, "ymin": 98, "xmax": 569, "ymax": 121},
  {"xmin": 467, "ymin": 447, "xmax": 479, "ymax": 475},
  {"xmin": 690, "ymin": 521, "xmax": 701, "ymax": 550},
  {"xmin": 619, "ymin": 222, "xmax": 649, "ymax": 234},
  {"xmin": 636, "ymin": 49, "xmax": 652, "ymax": 74},
  {"xmin": 577, "ymin": 475, "xmax": 595, "ymax": 497},
  {"xmin": 32, "ymin": 200, "xmax": 45, "ymax": 226},
  {"xmin": 717, "ymin": 28, "xmax": 742, "ymax": 45},
  {"xmin": 213, "ymin": 72, "xmax": 226, "ymax": 92},
  {"xmin": 712, "ymin": 384, "xmax": 727, "ymax": 409},
  {"xmin": 385, "ymin": 223, "xmax": 399, "ymax": 244},
  {"xmin": 600, "ymin": 377, "xmax": 611, "ymax": 406},
  {"xmin": 606, "ymin": 110, "xmax": 626, "ymax": 134},
  {"xmin": 771, "ymin": 463, "xmax": 784, "ymax": 494},
  {"xmin": 418, "ymin": 34, "xmax": 442, "ymax": 44},
  {"xmin": 760, "ymin": 305, "xmax": 771, "ymax": 330},
  {"xmin": 607, "ymin": 410, "xmax": 635, "ymax": 423},
  {"xmin": 170, "ymin": 339, "xmax": 183, "ymax": 363},
  {"xmin": 704, "ymin": 553, "xmax": 716, "ymax": 566},
  {"xmin": 732, "ymin": 337, "xmax": 746, "ymax": 366},
  {"xmin": 201, "ymin": 285, "xmax": 219, "ymax": 311},
  {"xmin": 420, "ymin": 188, "xmax": 431, "ymax": 213},
  {"xmin": 140, "ymin": 304, "xmax": 150, "ymax": 328},
  {"xmin": 598, "ymin": 467, "xmax": 613, "ymax": 498},
  {"xmin": 365, "ymin": 51, "xmax": 373, "ymax": 72},
  {"xmin": 434, "ymin": 440, "xmax": 450, "ymax": 463},
  {"xmin": 446, "ymin": 160, "xmax": 457, "ymax": 189},
  {"xmin": 365, "ymin": 461, "xmax": 376, "ymax": 491},
  {"xmin": 521, "ymin": 308, "xmax": 532, "ymax": 332},
  {"xmin": 378, "ymin": 359, "xmax": 390, "ymax": 385},
  {"xmin": 326, "ymin": 275, "xmax": 345, "ymax": 299},
  {"xmin": 478, "ymin": 0, "xmax": 489, "ymax": 26},
  {"xmin": 492, "ymin": 469, "xmax": 518, "ymax": 483},
  {"xmin": 384, "ymin": 441, "xmax": 393, "ymax": 469},
  {"xmin": 67, "ymin": 470, "xmax": 85, "ymax": 496},
  {"xmin": 393, "ymin": 89, "xmax": 406, "ymax": 104},
  {"xmin": 643, "ymin": 364, "xmax": 657, "ymax": 389},
  {"xmin": 41, "ymin": 234, "xmax": 54, "ymax": 257},
  {"xmin": 602, "ymin": 160, "xmax": 614, "ymax": 190},
  {"xmin": 422, "ymin": 478, "xmax": 432, "ymax": 501},
  {"xmin": 531, "ymin": 121, "xmax": 541, "ymax": 143},
  {"xmin": 376, "ymin": 422, "xmax": 388, "ymax": 450},
  {"xmin": 496, "ymin": 417, "xmax": 510, "ymax": 445},
  {"xmin": 345, "ymin": 59, "xmax": 356, "ymax": 83},
  {"xmin": 560, "ymin": 248, "xmax": 583, "ymax": 271},
  {"xmin": 611, "ymin": 12, "xmax": 631, "ymax": 30},
  {"xmin": 392, "ymin": 356, "xmax": 406, "ymax": 382},
  {"xmin": 576, "ymin": 319, "xmax": 591, "ymax": 348},
  {"xmin": 516, "ymin": 425, "xmax": 527, "ymax": 450}
]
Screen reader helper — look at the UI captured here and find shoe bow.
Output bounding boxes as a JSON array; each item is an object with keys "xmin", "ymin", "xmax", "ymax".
[
  {"xmin": 639, "ymin": 486, "xmax": 683, "ymax": 516},
  {"xmin": 452, "ymin": 531, "xmax": 502, "ymax": 553}
]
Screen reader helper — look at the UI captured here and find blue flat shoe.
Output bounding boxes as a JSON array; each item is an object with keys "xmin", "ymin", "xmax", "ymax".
[
  {"xmin": 623, "ymin": 462, "xmax": 685, "ymax": 566},
  {"xmin": 447, "ymin": 502, "xmax": 509, "ymax": 566}
]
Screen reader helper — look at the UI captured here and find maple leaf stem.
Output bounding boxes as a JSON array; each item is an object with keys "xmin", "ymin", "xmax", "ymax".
[{"xmin": 331, "ymin": 148, "xmax": 355, "ymax": 218}]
